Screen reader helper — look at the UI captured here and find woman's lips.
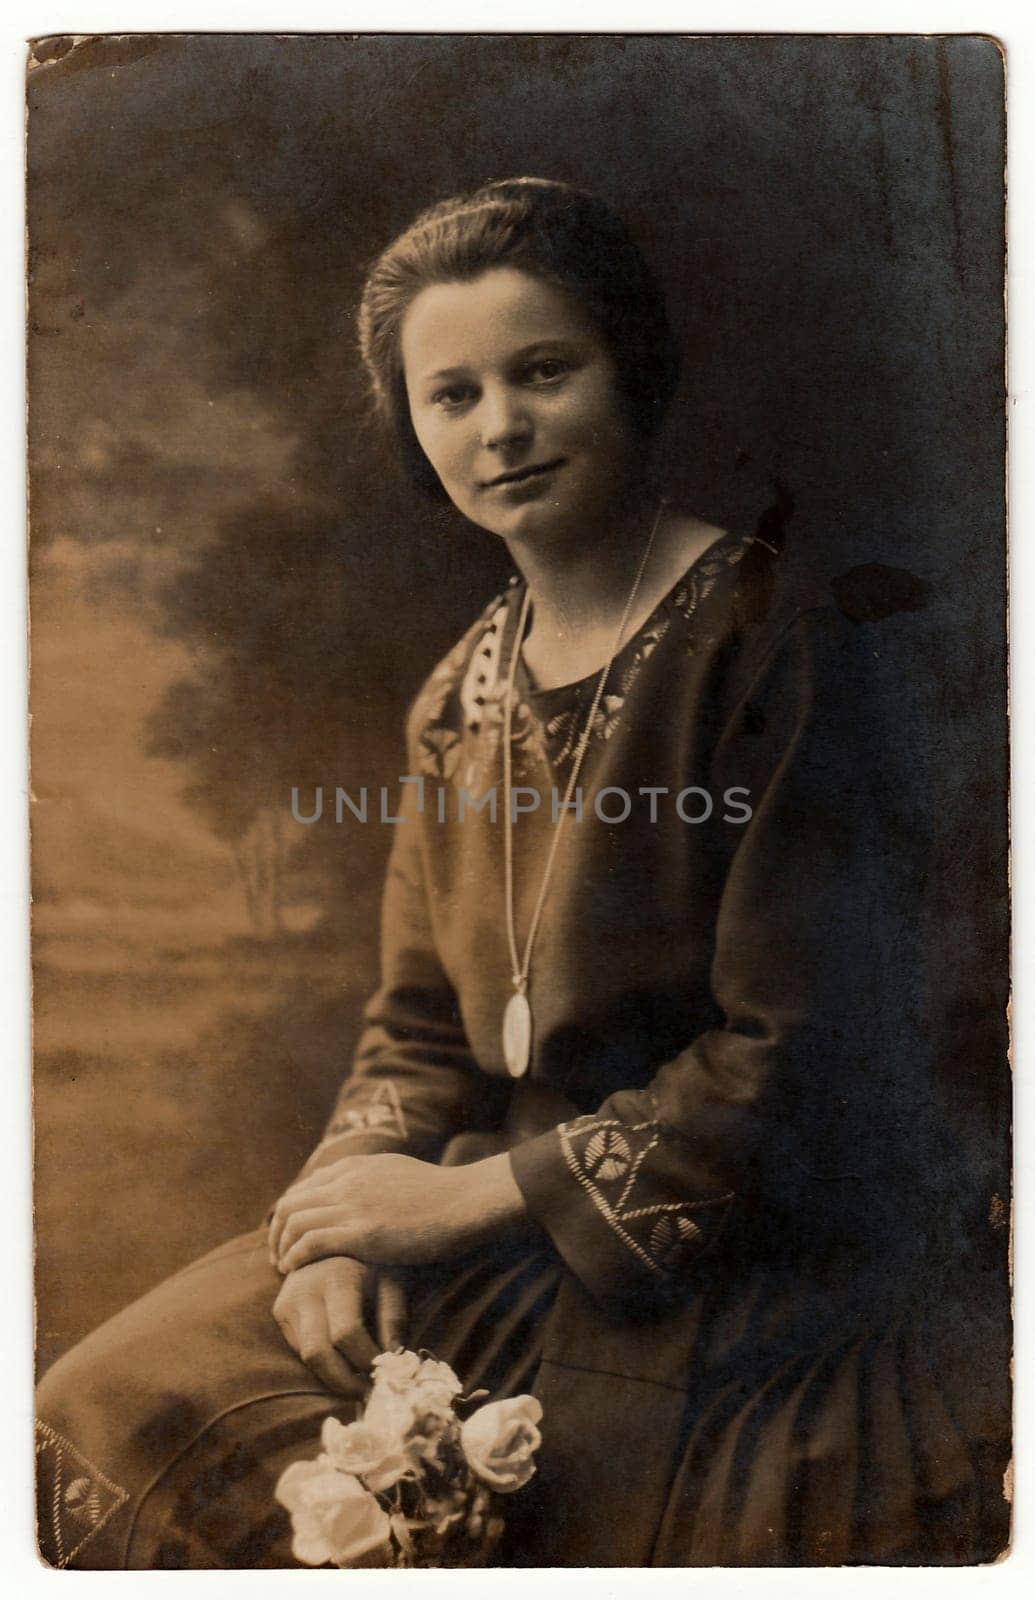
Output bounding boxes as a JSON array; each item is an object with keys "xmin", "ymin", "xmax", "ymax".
[{"xmin": 484, "ymin": 459, "xmax": 565, "ymax": 490}]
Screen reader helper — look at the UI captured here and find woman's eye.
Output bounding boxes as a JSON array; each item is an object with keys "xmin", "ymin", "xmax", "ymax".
[
  {"xmin": 432, "ymin": 384, "xmax": 476, "ymax": 410},
  {"xmin": 524, "ymin": 359, "xmax": 570, "ymax": 384}
]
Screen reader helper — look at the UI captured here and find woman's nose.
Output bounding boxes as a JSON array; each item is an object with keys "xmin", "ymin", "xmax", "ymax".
[{"xmin": 479, "ymin": 386, "xmax": 532, "ymax": 450}]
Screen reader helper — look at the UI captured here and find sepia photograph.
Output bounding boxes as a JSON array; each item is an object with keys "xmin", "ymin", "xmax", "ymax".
[{"xmin": 27, "ymin": 32, "xmax": 1010, "ymax": 1569}]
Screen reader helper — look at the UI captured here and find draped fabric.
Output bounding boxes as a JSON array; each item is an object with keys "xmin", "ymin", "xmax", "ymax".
[
  {"xmin": 35, "ymin": 1226, "xmax": 559, "ymax": 1569},
  {"xmin": 36, "ymin": 1218, "xmax": 1000, "ymax": 1567},
  {"xmin": 36, "ymin": 529, "xmax": 1009, "ymax": 1566}
]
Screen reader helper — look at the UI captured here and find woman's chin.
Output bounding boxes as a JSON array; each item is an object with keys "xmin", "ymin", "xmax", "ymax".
[{"xmin": 470, "ymin": 492, "xmax": 590, "ymax": 548}]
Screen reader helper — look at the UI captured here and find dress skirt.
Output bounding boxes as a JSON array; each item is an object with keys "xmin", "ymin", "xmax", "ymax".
[
  {"xmin": 35, "ymin": 1226, "xmax": 560, "ymax": 1570},
  {"xmin": 35, "ymin": 1212, "xmax": 1007, "ymax": 1568}
]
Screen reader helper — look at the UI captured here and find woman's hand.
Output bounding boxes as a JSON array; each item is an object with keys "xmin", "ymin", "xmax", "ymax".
[
  {"xmin": 272, "ymin": 1256, "xmax": 408, "ymax": 1396},
  {"xmin": 269, "ymin": 1151, "xmax": 529, "ymax": 1274}
]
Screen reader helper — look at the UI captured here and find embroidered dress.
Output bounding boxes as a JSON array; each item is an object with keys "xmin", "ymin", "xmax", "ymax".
[{"xmin": 36, "ymin": 530, "xmax": 1007, "ymax": 1567}]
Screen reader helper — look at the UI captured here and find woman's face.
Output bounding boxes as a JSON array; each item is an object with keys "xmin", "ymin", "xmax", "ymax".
[{"xmin": 400, "ymin": 267, "xmax": 639, "ymax": 544}]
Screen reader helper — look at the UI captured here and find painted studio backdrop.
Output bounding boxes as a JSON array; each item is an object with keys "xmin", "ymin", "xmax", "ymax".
[{"xmin": 28, "ymin": 28, "xmax": 1008, "ymax": 1486}]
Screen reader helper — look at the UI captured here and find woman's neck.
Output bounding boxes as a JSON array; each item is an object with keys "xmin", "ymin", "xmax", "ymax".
[
  {"xmin": 507, "ymin": 494, "xmax": 725, "ymax": 692},
  {"xmin": 508, "ymin": 484, "xmax": 658, "ymax": 629}
]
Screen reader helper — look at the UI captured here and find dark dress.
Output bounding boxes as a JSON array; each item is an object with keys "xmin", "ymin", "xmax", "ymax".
[{"xmin": 36, "ymin": 530, "xmax": 1007, "ymax": 1567}]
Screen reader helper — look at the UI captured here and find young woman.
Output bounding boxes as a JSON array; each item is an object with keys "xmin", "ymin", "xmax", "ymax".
[{"xmin": 36, "ymin": 178, "xmax": 993, "ymax": 1568}]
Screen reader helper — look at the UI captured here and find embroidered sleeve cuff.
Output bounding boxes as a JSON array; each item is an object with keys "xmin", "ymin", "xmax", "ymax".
[
  {"xmin": 295, "ymin": 1080, "xmax": 416, "ymax": 1180},
  {"xmin": 509, "ymin": 1115, "xmax": 732, "ymax": 1306}
]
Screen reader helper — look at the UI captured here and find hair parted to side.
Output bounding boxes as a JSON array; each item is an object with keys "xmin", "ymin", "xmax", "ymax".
[{"xmin": 357, "ymin": 177, "xmax": 682, "ymax": 499}]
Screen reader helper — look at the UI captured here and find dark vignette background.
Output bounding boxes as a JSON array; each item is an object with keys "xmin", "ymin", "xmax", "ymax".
[{"xmin": 28, "ymin": 34, "xmax": 1008, "ymax": 1402}]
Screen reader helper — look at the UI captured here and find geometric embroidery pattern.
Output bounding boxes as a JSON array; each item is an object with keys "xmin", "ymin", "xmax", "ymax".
[
  {"xmin": 409, "ymin": 530, "xmax": 755, "ymax": 796},
  {"xmin": 35, "ymin": 1418, "xmax": 130, "ymax": 1569},
  {"xmin": 325, "ymin": 1079, "xmax": 408, "ymax": 1143},
  {"xmin": 558, "ymin": 1115, "xmax": 732, "ymax": 1279},
  {"xmin": 458, "ymin": 600, "xmax": 508, "ymax": 737}
]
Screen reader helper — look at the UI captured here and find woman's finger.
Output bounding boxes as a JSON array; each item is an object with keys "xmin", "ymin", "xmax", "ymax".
[
  {"xmin": 268, "ymin": 1205, "xmax": 291, "ymax": 1264},
  {"xmin": 268, "ymin": 1176, "xmax": 342, "ymax": 1259},
  {"xmin": 324, "ymin": 1274, "xmax": 380, "ymax": 1373},
  {"xmin": 281, "ymin": 1227, "xmax": 357, "ymax": 1273},
  {"xmin": 301, "ymin": 1334, "xmax": 364, "ymax": 1398},
  {"xmin": 280, "ymin": 1286, "xmax": 363, "ymax": 1397},
  {"xmin": 375, "ymin": 1272, "xmax": 408, "ymax": 1352},
  {"xmin": 305, "ymin": 1344, "xmax": 366, "ymax": 1395},
  {"xmin": 277, "ymin": 1204, "xmax": 350, "ymax": 1262}
]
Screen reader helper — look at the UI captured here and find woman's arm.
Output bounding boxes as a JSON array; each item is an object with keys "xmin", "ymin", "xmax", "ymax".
[
  {"xmin": 268, "ymin": 692, "xmax": 516, "ymax": 1363},
  {"xmin": 269, "ymin": 767, "xmax": 518, "ymax": 1267},
  {"xmin": 282, "ymin": 761, "xmax": 494, "ymax": 1194},
  {"xmin": 505, "ymin": 605, "xmax": 888, "ymax": 1306}
]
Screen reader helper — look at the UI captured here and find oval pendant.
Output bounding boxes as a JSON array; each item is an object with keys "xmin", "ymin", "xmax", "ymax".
[{"xmin": 502, "ymin": 990, "xmax": 532, "ymax": 1078}]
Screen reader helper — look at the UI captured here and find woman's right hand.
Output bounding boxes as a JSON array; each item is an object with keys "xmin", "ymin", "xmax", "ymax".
[{"xmin": 272, "ymin": 1257, "xmax": 408, "ymax": 1396}]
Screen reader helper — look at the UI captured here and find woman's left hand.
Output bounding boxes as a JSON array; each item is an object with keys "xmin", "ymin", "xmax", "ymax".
[{"xmin": 269, "ymin": 1151, "xmax": 528, "ymax": 1274}]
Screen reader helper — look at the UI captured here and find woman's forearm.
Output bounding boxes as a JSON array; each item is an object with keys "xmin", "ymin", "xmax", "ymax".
[{"xmin": 447, "ymin": 1152, "xmax": 534, "ymax": 1248}]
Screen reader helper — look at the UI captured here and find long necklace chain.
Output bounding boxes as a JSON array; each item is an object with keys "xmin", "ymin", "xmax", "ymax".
[{"xmin": 501, "ymin": 497, "xmax": 667, "ymax": 1014}]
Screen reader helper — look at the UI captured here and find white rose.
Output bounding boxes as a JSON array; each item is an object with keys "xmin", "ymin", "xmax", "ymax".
[
  {"xmin": 274, "ymin": 1458, "xmax": 392, "ymax": 1568},
  {"xmin": 364, "ymin": 1382, "xmax": 461, "ymax": 1478},
  {"xmin": 366, "ymin": 1351, "xmax": 463, "ymax": 1437},
  {"xmin": 364, "ymin": 1378, "xmax": 420, "ymax": 1443},
  {"xmin": 413, "ymin": 1356, "xmax": 463, "ymax": 1409},
  {"xmin": 320, "ymin": 1415, "xmax": 411, "ymax": 1494},
  {"xmin": 370, "ymin": 1349, "xmax": 423, "ymax": 1390},
  {"xmin": 460, "ymin": 1395, "xmax": 543, "ymax": 1494}
]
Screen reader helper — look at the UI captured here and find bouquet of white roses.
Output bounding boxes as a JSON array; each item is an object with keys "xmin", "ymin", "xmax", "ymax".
[{"xmin": 274, "ymin": 1349, "xmax": 543, "ymax": 1568}]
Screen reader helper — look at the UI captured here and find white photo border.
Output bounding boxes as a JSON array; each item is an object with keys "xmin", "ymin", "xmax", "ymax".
[{"xmin": 3, "ymin": 5, "xmax": 1027, "ymax": 1594}]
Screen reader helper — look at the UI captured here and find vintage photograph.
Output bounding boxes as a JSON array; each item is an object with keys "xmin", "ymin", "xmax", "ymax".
[{"xmin": 28, "ymin": 33, "xmax": 1010, "ymax": 1568}]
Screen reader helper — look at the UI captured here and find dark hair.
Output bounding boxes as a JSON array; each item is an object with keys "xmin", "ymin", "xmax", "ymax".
[{"xmin": 357, "ymin": 177, "xmax": 682, "ymax": 499}]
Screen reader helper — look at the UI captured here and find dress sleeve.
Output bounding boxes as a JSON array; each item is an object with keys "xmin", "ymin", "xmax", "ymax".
[
  {"xmin": 509, "ymin": 605, "xmax": 877, "ymax": 1305},
  {"xmin": 294, "ymin": 761, "xmax": 486, "ymax": 1182}
]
